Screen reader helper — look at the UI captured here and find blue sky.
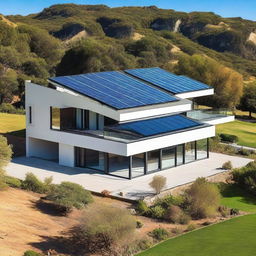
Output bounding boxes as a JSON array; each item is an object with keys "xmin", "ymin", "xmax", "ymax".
[{"xmin": 1, "ymin": 0, "xmax": 256, "ymax": 21}]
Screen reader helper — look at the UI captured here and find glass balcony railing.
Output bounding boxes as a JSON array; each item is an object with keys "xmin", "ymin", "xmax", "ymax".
[{"xmin": 186, "ymin": 109, "xmax": 232, "ymax": 121}]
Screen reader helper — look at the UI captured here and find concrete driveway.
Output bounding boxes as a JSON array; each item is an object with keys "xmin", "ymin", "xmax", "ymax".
[{"xmin": 6, "ymin": 153, "xmax": 252, "ymax": 200}]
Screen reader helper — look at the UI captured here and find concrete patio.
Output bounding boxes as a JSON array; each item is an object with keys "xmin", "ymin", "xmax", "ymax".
[{"xmin": 6, "ymin": 153, "xmax": 252, "ymax": 200}]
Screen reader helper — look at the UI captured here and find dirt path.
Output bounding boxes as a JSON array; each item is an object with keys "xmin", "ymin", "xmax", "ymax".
[{"xmin": 0, "ymin": 188, "xmax": 79, "ymax": 256}]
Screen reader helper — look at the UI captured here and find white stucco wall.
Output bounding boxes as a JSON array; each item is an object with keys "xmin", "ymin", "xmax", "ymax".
[{"xmin": 59, "ymin": 143, "xmax": 75, "ymax": 167}]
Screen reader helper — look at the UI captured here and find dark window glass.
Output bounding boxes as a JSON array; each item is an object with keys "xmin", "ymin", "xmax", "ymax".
[
  {"xmin": 132, "ymin": 153, "xmax": 144, "ymax": 177},
  {"xmin": 197, "ymin": 139, "xmax": 208, "ymax": 160},
  {"xmin": 29, "ymin": 106, "xmax": 32, "ymax": 124},
  {"xmin": 147, "ymin": 150, "xmax": 160, "ymax": 173},
  {"xmin": 108, "ymin": 153, "xmax": 129, "ymax": 178},
  {"xmin": 185, "ymin": 142, "xmax": 196, "ymax": 163},
  {"xmin": 162, "ymin": 147, "xmax": 175, "ymax": 169},
  {"xmin": 176, "ymin": 144, "xmax": 184, "ymax": 166}
]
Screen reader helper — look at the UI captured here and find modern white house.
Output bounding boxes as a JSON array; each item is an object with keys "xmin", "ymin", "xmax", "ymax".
[{"xmin": 25, "ymin": 67, "xmax": 234, "ymax": 179}]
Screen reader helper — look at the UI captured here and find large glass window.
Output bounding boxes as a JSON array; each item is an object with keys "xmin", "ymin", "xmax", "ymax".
[
  {"xmin": 132, "ymin": 153, "xmax": 145, "ymax": 177},
  {"xmin": 176, "ymin": 144, "xmax": 184, "ymax": 166},
  {"xmin": 185, "ymin": 142, "xmax": 196, "ymax": 163},
  {"xmin": 162, "ymin": 147, "xmax": 176, "ymax": 169},
  {"xmin": 75, "ymin": 147, "xmax": 104, "ymax": 171},
  {"xmin": 147, "ymin": 150, "xmax": 160, "ymax": 173},
  {"xmin": 108, "ymin": 154, "xmax": 129, "ymax": 178},
  {"xmin": 197, "ymin": 139, "xmax": 208, "ymax": 160},
  {"xmin": 51, "ymin": 107, "xmax": 60, "ymax": 130}
]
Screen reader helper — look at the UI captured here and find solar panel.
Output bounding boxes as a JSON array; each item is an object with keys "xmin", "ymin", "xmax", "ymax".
[
  {"xmin": 49, "ymin": 71, "xmax": 177, "ymax": 110},
  {"xmin": 109, "ymin": 114, "xmax": 202, "ymax": 137},
  {"xmin": 125, "ymin": 67, "xmax": 211, "ymax": 94}
]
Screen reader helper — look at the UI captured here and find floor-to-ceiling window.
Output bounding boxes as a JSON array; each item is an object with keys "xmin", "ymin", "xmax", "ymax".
[
  {"xmin": 108, "ymin": 153, "xmax": 130, "ymax": 178},
  {"xmin": 176, "ymin": 144, "xmax": 184, "ymax": 166},
  {"xmin": 75, "ymin": 147, "xmax": 104, "ymax": 171},
  {"xmin": 185, "ymin": 141, "xmax": 196, "ymax": 163},
  {"xmin": 162, "ymin": 147, "xmax": 176, "ymax": 169},
  {"xmin": 132, "ymin": 153, "xmax": 145, "ymax": 177},
  {"xmin": 196, "ymin": 138, "xmax": 208, "ymax": 159},
  {"xmin": 147, "ymin": 150, "xmax": 160, "ymax": 173}
]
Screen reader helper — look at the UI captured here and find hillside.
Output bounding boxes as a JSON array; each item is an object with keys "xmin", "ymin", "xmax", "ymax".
[{"xmin": 1, "ymin": 4, "xmax": 256, "ymax": 107}]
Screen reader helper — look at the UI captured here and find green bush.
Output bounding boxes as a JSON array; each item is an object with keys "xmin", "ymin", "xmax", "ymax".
[
  {"xmin": 222, "ymin": 161, "xmax": 233, "ymax": 170},
  {"xmin": 238, "ymin": 148, "xmax": 252, "ymax": 156},
  {"xmin": 4, "ymin": 175, "xmax": 22, "ymax": 188},
  {"xmin": 136, "ymin": 200, "xmax": 150, "ymax": 215},
  {"xmin": 0, "ymin": 169, "xmax": 8, "ymax": 191},
  {"xmin": 23, "ymin": 250, "xmax": 42, "ymax": 256},
  {"xmin": 21, "ymin": 173, "xmax": 46, "ymax": 193},
  {"xmin": 150, "ymin": 205, "xmax": 166, "ymax": 219},
  {"xmin": 136, "ymin": 220, "xmax": 143, "ymax": 228},
  {"xmin": 154, "ymin": 194, "xmax": 184, "ymax": 209},
  {"xmin": 46, "ymin": 181, "xmax": 93, "ymax": 213},
  {"xmin": 230, "ymin": 208, "xmax": 240, "ymax": 215},
  {"xmin": 149, "ymin": 228, "xmax": 169, "ymax": 241},
  {"xmin": 218, "ymin": 205, "xmax": 229, "ymax": 217},
  {"xmin": 0, "ymin": 103, "xmax": 25, "ymax": 114},
  {"xmin": 219, "ymin": 133, "xmax": 238, "ymax": 143},
  {"xmin": 184, "ymin": 177, "xmax": 221, "ymax": 219}
]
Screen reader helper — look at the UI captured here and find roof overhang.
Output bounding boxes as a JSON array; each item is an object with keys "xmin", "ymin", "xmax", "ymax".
[{"xmin": 175, "ymin": 88, "xmax": 214, "ymax": 99}]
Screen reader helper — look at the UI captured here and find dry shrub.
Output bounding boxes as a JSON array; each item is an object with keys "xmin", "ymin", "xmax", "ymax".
[
  {"xmin": 165, "ymin": 205, "xmax": 190, "ymax": 224},
  {"xmin": 73, "ymin": 203, "xmax": 136, "ymax": 255},
  {"xmin": 101, "ymin": 189, "xmax": 111, "ymax": 197},
  {"xmin": 149, "ymin": 175, "xmax": 167, "ymax": 194},
  {"xmin": 185, "ymin": 177, "xmax": 221, "ymax": 219},
  {"xmin": 222, "ymin": 161, "xmax": 233, "ymax": 170}
]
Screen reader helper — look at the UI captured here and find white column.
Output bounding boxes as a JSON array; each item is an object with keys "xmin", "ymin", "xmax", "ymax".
[{"xmin": 59, "ymin": 143, "xmax": 75, "ymax": 167}]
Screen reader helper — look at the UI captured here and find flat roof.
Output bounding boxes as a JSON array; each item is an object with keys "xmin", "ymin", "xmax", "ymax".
[
  {"xmin": 49, "ymin": 71, "xmax": 177, "ymax": 110},
  {"xmin": 125, "ymin": 67, "xmax": 211, "ymax": 94}
]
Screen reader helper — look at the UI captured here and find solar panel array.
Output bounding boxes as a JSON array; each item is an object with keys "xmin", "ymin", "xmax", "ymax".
[
  {"xmin": 110, "ymin": 114, "xmax": 202, "ymax": 137},
  {"xmin": 125, "ymin": 67, "xmax": 211, "ymax": 94},
  {"xmin": 49, "ymin": 71, "xmax": 177, "ymax": 110}
]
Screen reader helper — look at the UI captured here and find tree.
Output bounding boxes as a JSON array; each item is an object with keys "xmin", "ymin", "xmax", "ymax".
[
  {"xmin": 0, "ymin": 135, "xmax": 12, "ymax": 190},
  {"xmin": 174, "ymin": 54, "xmax": 243, "ymax": 109},
  {"xmin": 0, "ymin": 65, "xmax": 18, "ymax": 103},
  {"xmin": 239, "ymin": 82, "xmax": 256, "ymax": 118},
  {"xmin": 149, "ymin": 175, "xmax": 167, "ymax": 194}
]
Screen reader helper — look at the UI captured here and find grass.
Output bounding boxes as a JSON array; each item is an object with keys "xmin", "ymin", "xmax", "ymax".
[
  {"xmin": 220, "ymin": 184, "xmax": 256, "ymax": 213},
  {"xmin": 0, "ymin": 113, "xmax": 26, "ymax": 135},
  {"xmin": 138, "ymin": 214, "xmax": 256, "ymax": 256},
  {"xmin": 216, "ymin": 120, "xmax": 256, "ymax": 148}
]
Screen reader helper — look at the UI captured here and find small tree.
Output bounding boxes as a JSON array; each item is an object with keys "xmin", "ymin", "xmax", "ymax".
[
  {"xmin": 72, "ymin": 203, "xmax": 136, "ymax": 254},
  {"xmin": 46, "ymin": 181, "xmax": 93, "ymax": 213},
  {"xmin": 239, "ymin": 82, "xmax": 256, "ymax": 118},
  {"xmin": 149, "ymin": 175, "xmax": 167, "ymax": 194}
]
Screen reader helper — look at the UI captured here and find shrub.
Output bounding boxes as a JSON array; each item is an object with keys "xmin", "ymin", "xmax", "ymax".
[
  {"xmin": 0, "ymin": 103, "xmax": 25, "ymax": 114},
  {"xmin": 136, "ymin": 220, "xmax": 143, "ymax": 228},
  {"xmin": 184, "ymin": 178, "xmax": 221, "ymax": 219},
  {"xmin": 154, "ymin": 194, "xmax": 184, "ymax": 209},
  {"xmin": 73, "ymin": 203, "xmax": 136, "ymax": 254},
  {"xmin": 4, "ymin": 176, "xmax": 22, "ymax": 188},
  {"xmin": 149, "ymin": 228, "xmax": 169, "ymax": 241},
  {"xmin": 150, "ymin": 205, "xmax": 166, "ymax": 219},
  {"xmin": 149, "ymin": 175, "xmax": 167, "ymax": 194},
  {"xmin": 21, "ymin": 173, "xmax": 46, "ymax": 193},
  {"xmin": 46, "ymin": 181, "xmax": 93, "ymax": 213},
  {"xmin": 219, "ymin": 133, "xmax": 238, "ymax": 143},
  {"xmin": 0, "ymin": 169, "xmax": 8, "ymax": 191},
  {"xmin": 222, "ymin": 161, "xmax": 233, "ymax": 170},
  {"xmin": 186, "ymin": 223, "xmax": 197, "ymax": 231},
  {"xmin": 136, "ymin": 200, "xmax": 150, "ymax": 215},
  {"xmin": 171, "ymin": 227, "xmax": 182, "ymax": 234},
  {"xmin": 218, "ymin": 205, "xmax": 229, "ymax": 217},
  {"xmin": 230, "ymin": 208, "xmax": 240, "ymax": 215},
  {"xmin": 165, "ymin": 205, "xmax": 190, "ymax": 224},
  {"xmin": 23, "ymin": 251, "xmax": 42, "ymax": 256},
  {"xmin": 238, "ymin": 148, "xmax": 252, "ymax": 156}
]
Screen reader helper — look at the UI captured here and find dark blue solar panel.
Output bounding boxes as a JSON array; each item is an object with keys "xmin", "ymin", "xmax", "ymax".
[
  {"xmin": 110, "ymin": 114, "xmax": 202, "ymax": 137},
  {"xmin": 49, "ymin": 71, "xmax": 177, "ymax": 110},
  {"xmin": 125, "ymin": 67, "xmax": 211, "ymax": 94}
]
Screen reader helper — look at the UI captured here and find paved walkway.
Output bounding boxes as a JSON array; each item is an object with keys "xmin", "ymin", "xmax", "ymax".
[
  {"xmin": 220, "ymin": 142, "xmax": 256, "ymax": 151},
  {"xmin": 6, "ymin": 153, "xmax": 252, "ymax": 200}
]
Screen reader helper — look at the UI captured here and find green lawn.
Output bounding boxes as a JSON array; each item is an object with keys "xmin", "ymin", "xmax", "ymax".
[
  {"xmin": 220, "ymin": 184, "xmax": 256, "ymax": 213},
  {"xmin": 138, "ymin": 214, "xmax": 256, "ymax": 256},
  {"xmin": 216, "ymin": 120, "xmax": 256, "ymax": 148},
  {"xmin": 0, "ymin": 113, "xmax": 25, "ymax": 135}
]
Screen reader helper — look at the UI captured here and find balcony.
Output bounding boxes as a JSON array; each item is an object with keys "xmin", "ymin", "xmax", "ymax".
[{"xmin": 186, "ymin": 109, "xmax": 234, "ymax": 125}]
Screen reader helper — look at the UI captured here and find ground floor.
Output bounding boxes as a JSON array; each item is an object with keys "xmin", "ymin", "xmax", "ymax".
[
  {"xmin": 27, "ymin": 137, "xmax": 210, "ymax": 179},
  {"xmin": 6, "ymin": 153, "xmax": 251, "ymax": 200}
]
